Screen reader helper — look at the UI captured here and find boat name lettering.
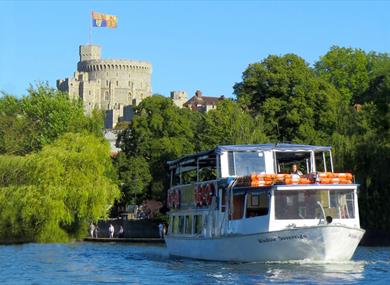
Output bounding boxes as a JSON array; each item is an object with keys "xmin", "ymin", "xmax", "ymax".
[
  {"xmin": 348, "ymin": 233, "xmax": 360, "ymax": 239},
  {"xmin": 258, "ymin": 234, "xmax": 307, "ymax": 243}
]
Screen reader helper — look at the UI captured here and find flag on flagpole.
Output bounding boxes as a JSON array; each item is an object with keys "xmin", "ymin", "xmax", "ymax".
[{"xmin": 92, "ymin": 11, "xmax": 118, "ymax": 28}]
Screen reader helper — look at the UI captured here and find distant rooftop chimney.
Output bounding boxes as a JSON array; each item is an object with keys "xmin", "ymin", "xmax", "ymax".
[{"xmin": 195, "ymin": 90, "xmax": 202, "ymax": 97}]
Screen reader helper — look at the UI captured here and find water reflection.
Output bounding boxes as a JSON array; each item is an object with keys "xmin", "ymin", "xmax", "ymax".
[
  {"xmin": 166, "ymin": 257, "xmax": 367, "ymax": 284},
  {"xmin": 0, "ymin": 244, "xmax": 389, "ymax": 284}
]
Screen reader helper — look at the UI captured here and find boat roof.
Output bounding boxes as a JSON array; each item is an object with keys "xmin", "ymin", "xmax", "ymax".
[{"xmin": 167, "ymin": 144, "xmax": 331, "ymax": 168}]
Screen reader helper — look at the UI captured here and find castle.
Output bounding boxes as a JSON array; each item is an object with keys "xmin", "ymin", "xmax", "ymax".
[{"xmin": 57, "ymin": 45, "xmax": 152, "ymax": 128}]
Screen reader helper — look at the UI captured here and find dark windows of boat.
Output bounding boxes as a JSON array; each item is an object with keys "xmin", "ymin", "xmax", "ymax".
[
  {"xmin": 182, "ymin": 168, "xmax": 197, "ymax": 184},
  {"xmin": 172, "ymin": 216, "xmax": 179, "ymax": 234},
  {"xmin": 315, "ymin": 151, "xmax": 332, "ymax": 173},
  {"xmin": 185, "ymin": 215, "xmax": 192, "ymax": 234},
  {"xmin": 178, "ymin": 216, "xmax": 185, "ymax": 233},
  {"xmin": 274, "ymin": 189, "xmax": 355, "ymax": 220},
  {"xmin": 198, "ymin": 167, "xmax": 217, "ymax": 182},
  {"xmin": 221, "ymin": 189, "xmax": 227, "ymax": 212},
  {"xmin": 275, "ymin": 152, "xmax": 311, "ymax": 174},
  {"xmin": 194, "ymin": 215, "xmax": 203, "ymax": 234},
  {"xmin": 246, "ymin": 192, "xmax": 269, "ymax": 218},
  {"xmin": 170, "ymin": 154, "xmax": 217, "ymax": 186},
  {"xmin": 228, "ymin": 151, "xmax": 265, "ymax": 176},
  {"xmin": 230, "ymin": 194, "xmax": 245, "ymax": 220},
  {"xmin": 169, "ymin": 216, "xmax": 173, "ymax": 233}
]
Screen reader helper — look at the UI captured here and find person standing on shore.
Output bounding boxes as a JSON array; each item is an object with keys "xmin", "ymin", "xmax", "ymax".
[
  {"xmin": 158, "ymin": 223, "xmax": 164, "ymax": 238},
  {"xmin": 117, "ymin": 225, "xmax": 124, "ymax": 238},
  {"xmin": 109, "ymin": 224, "xmax": 114, "ymax": 238},
  {"xmin": 94, "ymin": 224, "xmax": 99, "ymax": 238},
  {"xmin": 89, "ymin": 223, "xmax": 95, "ymax": 238}
]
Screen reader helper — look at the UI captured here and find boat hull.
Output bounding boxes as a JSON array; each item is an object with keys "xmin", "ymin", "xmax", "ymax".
[{"xmin": 165, "ymin": 225, "xmax": 365, "ymax": 262}]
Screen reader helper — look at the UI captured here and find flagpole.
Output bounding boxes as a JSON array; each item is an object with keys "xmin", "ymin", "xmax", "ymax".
[{"xmin": 89, "ymin": 11, "xmax": 92, "ymax": 44}]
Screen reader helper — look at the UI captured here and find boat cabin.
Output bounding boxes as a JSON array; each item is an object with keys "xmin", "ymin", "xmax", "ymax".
[{"xmin": 167, "ymin": 144, "xmax": 361, "ymax": 238}]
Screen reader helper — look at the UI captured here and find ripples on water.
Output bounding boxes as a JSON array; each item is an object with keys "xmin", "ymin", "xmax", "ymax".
[{"xmin": 0, "ymin": 243, "xmax": 389, "ymax": 284}]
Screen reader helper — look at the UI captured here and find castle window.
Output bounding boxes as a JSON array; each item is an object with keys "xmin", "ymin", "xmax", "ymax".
[
  {"xmin": 116, "ymin": 81, "xmax": 119, "ymax": 87},
  {"xmin": 89, "ymin": 90, "xmax": 91, "ymax": 95},
  {"xmin": 128, "ymin": 81, "xmax": 131, "ymax": 87},
  {"xmin": 105, "ymin": 91, "xmax": 110, "ymax": 101},
  {"xmin": 106, "ymin": 80, "xmax": 109, "ymax": 87}
]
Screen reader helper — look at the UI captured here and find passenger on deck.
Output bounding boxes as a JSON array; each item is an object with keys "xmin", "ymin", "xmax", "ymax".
[{"xmin": 290, "ymin": 164, "xmax": 303, "ymax": 175}]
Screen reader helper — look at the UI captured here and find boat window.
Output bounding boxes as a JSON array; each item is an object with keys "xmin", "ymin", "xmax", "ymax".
[
  {"xmin": 315, "ymin": 152, "xmax": 326, "ymax": 172},
  {"xmin": 169, "ymin": 216, "xmax": 173, "ymax": 233},
  {"xmin": 178, "ymin": 216, "xmax": 185, "ymax": 233},
  {"xmin": 230, "ymin": 194, "xmax": 245, "ymax": 220},
  {"xmin": 198, "ymin": 167, "xmax": 216, "ymax": 182},
  {"xmin": 246, "ymin": 192, "xmax": 269, "ymax": 218},
  {"xmin": 274, "ymin": 189, "xmax": 355, "ymax": 220},
  {"xmin": 182, "ymin": 169, "xmax": 197, "ymax": 184},
  {"xmin": 275, "ymin": 152, "xmax": 311, "ymax": 174},
  {"xmin": 172, "ymin": 216, "xmax": 179, "ymax": 234},
  {"xmin": 194, "ymin": 215, "xmax": 203, "ymax": 234},
  {"xmin": 228, "ymin": 151, "xmax": 265, "ymax": 176},
  {"xmin": 185, "ymin": 215, "xmax": 192, "ymax": 234},
  {"xmin": 221, "ymin": 189, "xmax": 227, "ymax": 212}
]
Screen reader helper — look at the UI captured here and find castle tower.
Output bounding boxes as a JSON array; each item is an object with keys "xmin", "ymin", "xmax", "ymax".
[
  {"xmin": 57, "ymin": 45, "xmax": 152, "ymax": 129},
  {"xmin": 79, "ymin": 45, "xmax": 101, "ymax": 62},
  {"xmin": 170, "ymin": 91, "xmax": 188, "ymax": 108}
]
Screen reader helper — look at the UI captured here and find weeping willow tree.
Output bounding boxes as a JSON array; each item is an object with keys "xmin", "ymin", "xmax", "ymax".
[{"xmin": 0, "ymin": 133, "xmax": 120, "ymax": 242}]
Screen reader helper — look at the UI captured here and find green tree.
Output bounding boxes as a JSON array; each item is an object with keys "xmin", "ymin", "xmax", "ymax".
[
  {"xmin": 0, "ymin": 133, "xmax": 120, "ymax": 242},
  {"xmin": 198, "ymin": 99, "xmax": 268, "ymax": 150},
  {"xmin": 117, "ymin": 96, "xmax": 200, "ymax": 200},
  {"xmin": 315, "ymin": 46, "xmax": 370, "ymax": 105},
  {"xmin": 234, "ymin": 54, "xmax": 340, "ymax": 144},
  {"xmin": 114, "ymin": 153, "xmax": 152, "ymax": 204},
  {"xmin": 0, "ymin": 83, "xmax": 104, "ymax": 155}
]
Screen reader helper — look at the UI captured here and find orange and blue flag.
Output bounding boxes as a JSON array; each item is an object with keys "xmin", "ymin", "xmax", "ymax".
[{"xmin": 92, "ymin": 11, "xmax": 117, "ymax": 28}]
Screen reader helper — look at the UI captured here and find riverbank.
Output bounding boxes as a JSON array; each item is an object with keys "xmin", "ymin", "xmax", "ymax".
[{"xmin": 84, "ymin": 237, "xmax": 164, "ymax": 243}]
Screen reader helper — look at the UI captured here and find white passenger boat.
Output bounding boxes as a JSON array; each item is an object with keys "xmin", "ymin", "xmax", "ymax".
[{"xmin": 165, "ymin": 144, "xmax": 365, "ymax": 262}]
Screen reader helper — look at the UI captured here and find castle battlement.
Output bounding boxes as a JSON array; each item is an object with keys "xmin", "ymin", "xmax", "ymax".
[{"xmin": 77, "ymin": 60, "xmax": 152, "ymax": 73}]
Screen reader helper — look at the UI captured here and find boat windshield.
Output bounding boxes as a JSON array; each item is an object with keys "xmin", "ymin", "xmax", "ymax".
[
  {"xmin": 274, "ymin": 189, "xmax": 355, "ymax": 220},
  {"xmin": 228, "ymin": 151, "xmax": 265, "ymax": 176}
]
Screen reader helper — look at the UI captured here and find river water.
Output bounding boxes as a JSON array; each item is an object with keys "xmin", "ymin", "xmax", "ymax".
[{"xmin": 0, "ymin": 243, "xmax": 389, "ymax": 284}]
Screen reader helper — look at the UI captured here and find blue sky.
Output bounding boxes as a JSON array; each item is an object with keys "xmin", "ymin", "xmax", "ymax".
[{"xmin": 1, "ymin": 0, "xmax": 389, "ymax": 98}]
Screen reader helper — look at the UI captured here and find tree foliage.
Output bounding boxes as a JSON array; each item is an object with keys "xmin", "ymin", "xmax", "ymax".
[
  {"xmin": 117, "ymin": 96, "xmax": 200, "ymax": 201},
  {"xmin": 234, "ymin": 54, "xmax": 340, "ymax": 144},
  {"xmin": 0, "ymin": 133, "xmax": 120, "ymax": 242},
  {"xmin": 0, "ymin": 83, "xmax": 104, "ymax": 155},
  {"xmin": 198, "ymin": 99, "xmax": 268, "ymax": 150}
]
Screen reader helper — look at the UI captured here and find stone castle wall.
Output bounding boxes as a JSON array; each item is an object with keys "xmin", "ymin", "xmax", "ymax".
[{"xmin": 57, "ymin": 45, "xmax": 152, "ymax": 128}]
